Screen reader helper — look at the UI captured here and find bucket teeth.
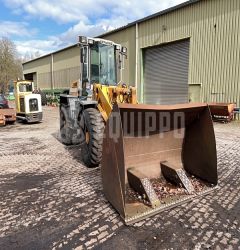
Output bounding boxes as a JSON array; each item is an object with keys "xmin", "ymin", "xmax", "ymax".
[
  {"xmin": 176, "ymin": 169, "xmax": 195, "ymax": 194},
  {"xmin": 161, "ymin": 161, "xmax": 195, "ymax": 194},
  {"xmin": 127, "ymin": 168, "xmax": 160, "ymax": 207}
]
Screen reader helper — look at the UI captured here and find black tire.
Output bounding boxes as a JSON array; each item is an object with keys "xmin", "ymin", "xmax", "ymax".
[
  {"xmin": 60, "ymin": 106, "xmax": 73, "ymax": 145},
  {"xmin": 40, "ymin": 91, "xmax": 47, "ymax": 106},
  {"xmin": 81, "ymin": 108, "xmax": 105, "ymax": 168}
]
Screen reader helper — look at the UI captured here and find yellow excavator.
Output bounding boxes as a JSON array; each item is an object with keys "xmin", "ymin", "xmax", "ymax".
[{"xmin": 59, "ymin": 36, "xmax": 218, "ymax": 224}]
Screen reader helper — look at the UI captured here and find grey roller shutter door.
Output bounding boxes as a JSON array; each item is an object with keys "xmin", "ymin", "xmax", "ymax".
[{"xmin": 143, "ymin": 39, "xmax": 190, "ymax": 105}]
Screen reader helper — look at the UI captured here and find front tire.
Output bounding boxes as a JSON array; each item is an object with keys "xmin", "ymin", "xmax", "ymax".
[{"xmin": 81, "ymin": 108, "xmax": 105, "ymax": 168}]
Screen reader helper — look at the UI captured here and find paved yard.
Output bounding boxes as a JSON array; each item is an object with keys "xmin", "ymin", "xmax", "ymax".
[{"xmin": 0, "ymin": 106, "xmax": 239, "ymax": 249}]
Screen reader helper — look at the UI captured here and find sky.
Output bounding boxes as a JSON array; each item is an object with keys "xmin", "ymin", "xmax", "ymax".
[{"xmin": 0, "ymin": 0, "xmax": 186, "ymax": 58}]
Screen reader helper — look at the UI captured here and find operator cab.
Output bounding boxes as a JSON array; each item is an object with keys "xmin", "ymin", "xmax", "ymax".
[
  {"xmin": 17, "ymin": 81, "xmax": 34, "ymax": 94},
  {"xmin": 79, "ymin": 36, "xmax": 127, "ymax": 96}
]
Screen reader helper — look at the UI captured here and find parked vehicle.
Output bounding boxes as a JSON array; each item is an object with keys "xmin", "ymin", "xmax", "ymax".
[
  {"xmin": 59, "ymin": 36, "xmax": 218, "ymax": 224},
  {"xmin": 14, "ymin": 81, "xmax": 42, "ymax": 123},
  {"xmin": 0, "ymin": 95, "xmax": 16, "ymax": 126},
  {"xmin": 0, "ymin": 94, "xmax": 9, "ymax": 109}
]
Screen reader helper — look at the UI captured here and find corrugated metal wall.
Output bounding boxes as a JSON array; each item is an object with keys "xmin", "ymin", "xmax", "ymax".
[
  {"xmin": 53, "ymin": 66, "xmax": 80, "ymax": 89},
  {"xmin": 38, "ymin": 72, "xmax": 51, "ymax": 89},
  {"xmin": 103, "ymin": 0, "xmax": 240, "ymax": 107},
  {"xmin": 23, "ymin": 46, "xmax": 80, "ymax": 90}
]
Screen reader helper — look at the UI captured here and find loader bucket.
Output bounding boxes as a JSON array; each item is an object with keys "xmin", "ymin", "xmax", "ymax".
[{"xmin": 101, "ymin": 103, "xmax": 218, "ymax": 224}]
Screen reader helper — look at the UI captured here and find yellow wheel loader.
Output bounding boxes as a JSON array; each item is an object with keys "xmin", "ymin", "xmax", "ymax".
[
  {"xmin": 60, "ymin": 36, "xmax": 137, "ymax": 167},
  {"xmin": 14, "ymin": 81, "xmax": 43, "ymax": 123},
  {"xmin": 59, "ymin": 36, "xmax": 218, "ymax": 224}
]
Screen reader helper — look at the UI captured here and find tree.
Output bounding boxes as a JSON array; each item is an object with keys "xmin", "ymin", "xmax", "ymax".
[
  {"xmin": 0, "ymin": 37, "xmax": 23, "ymax": 94},
  {"xmin": 23, "ymin": 50, "xmax": 41, "ymax": 63}
]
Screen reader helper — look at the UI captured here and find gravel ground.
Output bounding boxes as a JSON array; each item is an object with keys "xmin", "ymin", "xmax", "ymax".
[{"xmin": 0, "ymin": 106, "xmax": 239, "ymax": 250}]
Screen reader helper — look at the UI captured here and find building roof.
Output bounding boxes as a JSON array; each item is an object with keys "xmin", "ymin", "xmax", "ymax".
[{"xmin": 23, "ymin": 0, "xmax": 200, "ymax": 65}]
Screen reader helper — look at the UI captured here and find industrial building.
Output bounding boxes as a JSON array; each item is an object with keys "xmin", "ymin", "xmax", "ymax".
[{"xmin": 23, "ymin": 0, "xmax": 240, "ymax": 106}]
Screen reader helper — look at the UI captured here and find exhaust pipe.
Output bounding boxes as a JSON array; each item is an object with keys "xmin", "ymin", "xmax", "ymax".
[{"xmin": 101, "ymin": 103, "xmax": 217, "ymax": 224}]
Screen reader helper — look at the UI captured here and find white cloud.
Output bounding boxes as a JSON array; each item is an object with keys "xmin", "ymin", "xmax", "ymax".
[
  {"xmin": 4, "ymin": 0, "xmax": 106, "ymax": 23},
  {"xmin": 14, "ymin": 37, "xmax": 67, "ymax": 59},
  {"xmin": 6, "ymin": 0, "xmax": 187, "ymax": 56},
  {"xmin": 4, "ymin": 0, "xmax": 187, "ymax": 24},
  {"xmin": 14, "ymin": 17, "xmax": 128, "ymax": 57},
  {"xmin": 0, "ymin": 21, "xmax": 35, "ymax": 37},
  {"xmin": 58, "ymin": 17, "xmax": 131, "ymax": 43},
  {"xmin": 15, "ymin": 38, "xmax": 64, "ymax": 58}
]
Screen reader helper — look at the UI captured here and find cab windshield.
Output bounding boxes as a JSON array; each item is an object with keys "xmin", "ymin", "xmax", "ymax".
[
  {"xmin": 19, "ymin": 83, "xmax": 33, "ymax": 93},
  {"xmin": 90, "ymin": 44, "xmax": 116, "ymax": 85}
]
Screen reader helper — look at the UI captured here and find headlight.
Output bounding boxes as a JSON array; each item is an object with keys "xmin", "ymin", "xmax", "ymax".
[
  {"xmin": 88, "ymin": 39, "xmax": 94, "ymax": 44},
  {"xmin": 79, "ymin": 36, "xmax": 88, "ymax": 44},
  {"xmin": 121, "ymin": 47, "xmax": 127, "ymax": 54},
  {"xmin": 115, "ymin": 44, "xmax": 121, "ymax": 50}
]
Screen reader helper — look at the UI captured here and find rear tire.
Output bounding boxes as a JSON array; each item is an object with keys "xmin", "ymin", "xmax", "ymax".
[
  {"xmin": 81, "ymin": 108, "xmax": 105, "ymax": 168},
  {"xmin": 60, "ymin": 106, "xmax": 73, "ymax": 145}
]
